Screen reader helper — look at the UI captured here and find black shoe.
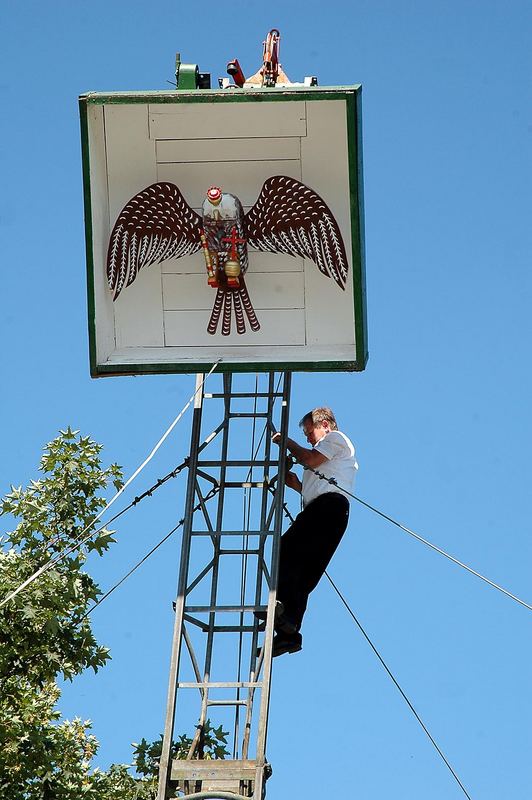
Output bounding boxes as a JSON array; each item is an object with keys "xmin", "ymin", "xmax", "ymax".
[{"xmin": 272, "ymin": 631, "xmax": 302, "ymax": 658}]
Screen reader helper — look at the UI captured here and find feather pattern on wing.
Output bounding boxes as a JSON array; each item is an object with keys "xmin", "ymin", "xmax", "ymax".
[
  {"xmin": 107, "ymin": 182, "xmax": 203, "ymax": 300},
  {"xmin": 245, "ymin": 175, "xmax": 349, "ymax": 289}
]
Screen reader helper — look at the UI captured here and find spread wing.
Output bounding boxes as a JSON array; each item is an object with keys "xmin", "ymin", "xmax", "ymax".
[
  {"xmin": 244, "ymin": 175, "xmax": 349, "ymax": 289},
  {"xmin": 107, "ymin": 182, "xmax": 202, "ymax": 300}
]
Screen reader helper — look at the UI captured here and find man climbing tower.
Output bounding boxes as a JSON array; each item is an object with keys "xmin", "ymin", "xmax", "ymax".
[{"xmin": 268, "ymin": 407, "xmax": 358, "ymax": 657}]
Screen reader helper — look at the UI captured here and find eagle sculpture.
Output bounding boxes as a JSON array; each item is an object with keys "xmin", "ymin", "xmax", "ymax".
[{"xmin": 107, "ymin": 175, "xmax": 349, "ymax": 336}]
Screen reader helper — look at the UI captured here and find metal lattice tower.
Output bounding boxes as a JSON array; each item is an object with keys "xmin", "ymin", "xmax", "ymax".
[{"xmin": 157, "ymin": 371, "xmax": 291, "ymax": 800}]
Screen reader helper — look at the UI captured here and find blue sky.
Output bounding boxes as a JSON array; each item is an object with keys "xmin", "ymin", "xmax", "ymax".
[{"xmin": 1, "ymin": 1, "xmax": 531, "ymax": 798}]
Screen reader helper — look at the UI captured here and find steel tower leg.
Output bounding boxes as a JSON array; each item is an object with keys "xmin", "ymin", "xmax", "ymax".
[{"xmin": 157, "ymin": 371, "xmax": 291, "ymax": 800}]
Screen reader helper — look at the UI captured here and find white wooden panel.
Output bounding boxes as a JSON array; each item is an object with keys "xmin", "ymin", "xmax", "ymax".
[
  {"xmin": 114, "ymin": 266, "xmax": 164, "ymax": 347},
  {"xmin": 164, "ymin": 309, "xmax": 304, "ymax": 346},
  {"xmin": 161, "ymin": 251, "xmax": 304, "ymax": 275},
  {"xmin": 156, "ymin": 137, "xmax": 300, "ymax": 163},
  {"xmin": 156, "ymin": 160, "xmax": 301, "ymax": 207},
  {"xmin": 87, "ymin": 104, "xmax": 115, "ymax": 363},
  {"xmin": 162, "ymin": 273, "xmax": 304, "ymax": 311},
  {"xmin": 88, "ymin": 93, "xmax": 360, "ymax": 372},
  {"xmin": 104, "ymin": 104, "xmax": 156, "ymax": 220},
  {"xmin": 104, "ymin": 104, "xmax": 164, "ymax": 349},
  {"xmin": 149, "ymin": 102, "xmax": 307, "ymax": 140},
  {"xmin": 106, "ymin": 343, "xmax": 356, "ymax": 367},
  {"xmin": 301, "ymin": 100, "xmax": 355, "ymax": 346}
]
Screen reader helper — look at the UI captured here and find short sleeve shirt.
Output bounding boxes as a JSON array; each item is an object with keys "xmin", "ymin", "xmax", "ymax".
[{"xmin": 302, "ymin": 430, "xmax": 358, "ymax": 507}]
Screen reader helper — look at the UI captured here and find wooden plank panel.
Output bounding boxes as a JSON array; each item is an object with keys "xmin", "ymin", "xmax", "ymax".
[
  {"xmin": 105, "ymin": 343, "xmax": 357, "ymax": 367},
  {"xmin": 149, "ymin": 101, "xmax": 306, "ymax": 140},
  {"xmin": 156, "ymin": 136, "xmax": 300, "ymax": 163},
  {"xmin": 164, "ymin": 309, "xmax": 305, "ymax": 346},
  {"xmin": 104, "ymin": 104, "xmax": 164, "ymax": 349},
  {"xmin": 161, "ymin": 250, "xmax": 304, "ymax": 275},
  {"xmin": 104, "ymin": 104, "xmax": 156, "ymax": 220},
  {"xmin": 301, "ymin": 100, "xmax": 355, "ymax": 346},
  {"xmin": 171, "ymin": 759, "xmax": 256, "ymax": 781},
  {"xmin": 162, "ymin": 272, "xmax": 304, "ymax": 311},
  {"xmin": 156, "ymin": 160, "xmax": 301, "ymax": 207},
  {"xmin": 114, "ymin": 267, "xmax": 164, "ymax": 348}
]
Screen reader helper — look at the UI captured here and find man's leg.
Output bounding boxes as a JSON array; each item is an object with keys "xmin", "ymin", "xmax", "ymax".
[
  {"xmin": 295, "ymin": 493, "xmax": 350, "ymax": 626},
  {"xmin": 276, "ymin": 511, "xmax": 308, "ymax": 630},
  {"xmin": 273, "ymin": 494, "xmax": 349, "ymax": 655}
]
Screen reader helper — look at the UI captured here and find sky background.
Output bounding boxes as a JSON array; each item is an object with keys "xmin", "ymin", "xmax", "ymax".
[{"xmin": 1, "ymin": 1, "xmax": 531, "ymax": 798}]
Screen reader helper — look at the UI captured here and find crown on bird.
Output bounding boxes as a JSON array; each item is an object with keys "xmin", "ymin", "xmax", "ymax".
[{"xmin": 206, "ymin": 186, "xmax": 222, "ymax": 205}]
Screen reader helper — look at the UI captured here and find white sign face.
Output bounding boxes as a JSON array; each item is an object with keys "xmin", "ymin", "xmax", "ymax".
[{"xmin": 80, "ymin": 88, "xmax": 367, "ymax": 376}]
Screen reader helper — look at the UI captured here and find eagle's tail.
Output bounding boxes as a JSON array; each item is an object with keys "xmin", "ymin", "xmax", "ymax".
[{"xmin": 207, "ymin": 277, "xmax": 260, "ymax": 336}]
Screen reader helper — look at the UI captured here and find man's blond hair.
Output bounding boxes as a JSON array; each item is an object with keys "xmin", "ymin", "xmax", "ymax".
[{"xmin": 299, "ymin": 407, "xmax": 338, "ymax": 430}]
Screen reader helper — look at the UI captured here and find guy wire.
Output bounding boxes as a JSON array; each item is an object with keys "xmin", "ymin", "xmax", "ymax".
[
  {"xmin": 0, "ymin": 363, "xmax": 221, "ymax": 610},
  {"xmin": 81, "ymin": 485, "xmax": 219, "ymax": 622},
  {"xmin": 325, "ymin": 572, "xmax": 473, "ymax": 800},
  {"xmin": 305, "ymin": 466, "xmax": 532, "ymax": 613}
]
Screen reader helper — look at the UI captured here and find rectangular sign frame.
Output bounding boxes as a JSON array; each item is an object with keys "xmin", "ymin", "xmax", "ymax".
[{"xmin": 79, "ymin": 86, "xmax": 367, "ymax": 376}]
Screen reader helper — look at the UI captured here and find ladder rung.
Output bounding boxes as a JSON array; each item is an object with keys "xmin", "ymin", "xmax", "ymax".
[
  {"xmin": 205, "ymin": 392, "xmax": 283, "ymax": 398},
  {"xmin": 191, "ymin": 530, "xmax": 272, "ymax": 536},
  {"xmin": 178, "ymin": 681, "xmax": 261, "ymax": 688},
  {"xmin": 224, "ymin": 482, "xmax": 268, "ymax": 488},
  {"xmin": 197, "ymin": 460, "xmax": 276, "ymax": 466},
  {"xmin": 206, "ymin": 699, "xmax": 248, "ymax": 706},
  {"xmin": 183, "ymin": 615, "xmax": 265, "ymax": 633},
  {"xmin": 212, "ymin": 625, "xmax": 261, "ymax": 632},
  {"xmin": 185, "ymin": 604, "xmax": 262, "ymax": 613},
  {"xmin": 229, "ymin": 412, "xmax": 269, "ymax": 418}
]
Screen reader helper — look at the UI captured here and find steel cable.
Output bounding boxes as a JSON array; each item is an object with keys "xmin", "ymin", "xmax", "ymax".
[
  {"xmin": 0, "ymin": 362, "xmax": 221, "ymax": 609},
  {"xmin": 266, "ymin": 485, "xmax": 473, "ymax": 797},
  {"xmin": 304, "ymin": 466, "xmax": 532, "ymax": 613},
  {"xmin": 325, "ymin": 572, "xmax": 473, "ymax": 799},
  {"xmin": 81, "ymin": 486, "xmax": 219, "ymax": 621}
]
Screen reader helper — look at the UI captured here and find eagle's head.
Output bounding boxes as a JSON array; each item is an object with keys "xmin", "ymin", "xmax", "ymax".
[{"xmin": 206, "ymin": 186, "xmax": 222, "ymax": 206}]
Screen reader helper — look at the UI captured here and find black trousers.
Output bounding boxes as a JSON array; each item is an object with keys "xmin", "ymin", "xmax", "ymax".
[{"xmin": 276, "ymin": 492, "xmax": 350, "ymax": 631}]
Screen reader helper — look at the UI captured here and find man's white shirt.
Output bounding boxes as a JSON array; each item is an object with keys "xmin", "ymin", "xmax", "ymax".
[{"xmin": 301, "ymin": 430, "xmax": 358, "ymax": 507}]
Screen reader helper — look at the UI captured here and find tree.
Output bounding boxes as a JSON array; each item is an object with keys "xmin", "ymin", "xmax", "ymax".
[
  {"xmin": 0, "ymin": 428, "xmax": 128, "ymax": 798},
  {"xmin": 0, "ymin": 429, "xmax": 228, "ymax": 800}
]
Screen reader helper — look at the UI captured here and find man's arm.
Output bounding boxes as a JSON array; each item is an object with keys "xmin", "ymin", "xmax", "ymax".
[
  {"xmin": 285, "ymin": 471, "xmax": 302, "ymax": 493},
  {"xmin": 272, "ymin": 433, "xmax": 328, "ymax": 469}
]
